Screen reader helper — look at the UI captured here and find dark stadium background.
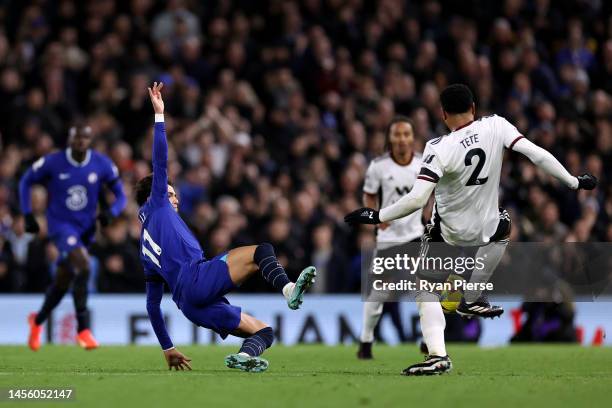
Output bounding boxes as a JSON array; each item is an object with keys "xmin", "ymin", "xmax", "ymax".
[{"xmin": 0, "ymin": 0, "xmax": 610, "ymax": 297}]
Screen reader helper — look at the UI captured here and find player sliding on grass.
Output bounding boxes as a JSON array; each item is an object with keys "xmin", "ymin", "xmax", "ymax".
[
  {"xmin": 345, "ymin": 84, "xmax": 597, "ymax": 375},
  {"xmin": 137, "ymin": 82, "xmax": 316, "ymax": 373}
]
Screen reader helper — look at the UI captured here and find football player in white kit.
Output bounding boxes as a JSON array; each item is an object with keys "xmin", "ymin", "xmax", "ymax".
[
  {"xmin": 357, "ymin": 116, "xmax": 425, "ymax": 359},
  {"xmin": 345, "ymin": 84, "xmax": 597, "ymax": 375}
]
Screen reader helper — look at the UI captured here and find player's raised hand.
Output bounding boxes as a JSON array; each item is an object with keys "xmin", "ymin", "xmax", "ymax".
[
  {"xmin": 148, "ymin": 82, "xmax": 164, "ymax": 114},
  {"xmin": 344, "ymin": 207, "xmax": 380, "ymax": 225},
  {"xmin": 163, "ymin": 348, "xmax": 192, "ymax": 371},
  {"xmin": 577, "ymin": 173, "xmax": 597, "ymax": 190}
]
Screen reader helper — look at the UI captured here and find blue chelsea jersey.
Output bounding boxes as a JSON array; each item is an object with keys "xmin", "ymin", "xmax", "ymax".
[
  {"xmin": 19, "ymin": 149, "xmax": 126, "ymax": 234},
  {"xmin": 138, "ymin": 121, "xmax": 205, "ymax": 300}
]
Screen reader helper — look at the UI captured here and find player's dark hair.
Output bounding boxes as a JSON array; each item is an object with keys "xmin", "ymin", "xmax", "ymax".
[
  {"xmin": 440, "ymin": 84, "xmax": 474, "ymax": 114},
  {"xmin": 385, "ymin": 115, "xmax": 414, "ymax": 151},
  {"xmin": 135, "ymin": 175, "xmax": 173, "ymax": 207}
]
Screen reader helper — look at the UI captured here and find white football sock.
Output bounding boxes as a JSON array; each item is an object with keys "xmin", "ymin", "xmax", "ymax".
[
  {"xmin": 282, "ymin": 282, "xmax": 295, "ymax": 300},
  {"xmin": 360, "ymin": 301, "xmax": 384, "ymax": 343},
  {"xmin": 416, "ymin": 291, "xmax": 446, "ymax": 357},
  {"xmin": 464, "ymin": 241, "xmax": 508, "ymax": 303}
]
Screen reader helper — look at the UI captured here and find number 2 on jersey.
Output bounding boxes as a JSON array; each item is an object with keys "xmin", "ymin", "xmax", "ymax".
[
  {"xmin": 142, "ymin": 228, "xmax": 162, "ymax": 268},
  {"xmin": 464, "ymin": 148, "xmax": 488, "ymax": 186}
]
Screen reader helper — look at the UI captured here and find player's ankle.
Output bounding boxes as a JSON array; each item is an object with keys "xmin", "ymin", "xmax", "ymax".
[{"xmin": 282, "ymin": 282, "xmax": 294, "ymax": 300}]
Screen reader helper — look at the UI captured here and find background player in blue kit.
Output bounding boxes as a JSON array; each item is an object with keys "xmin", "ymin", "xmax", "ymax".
[
  {"xmin": 20, "ymin": 124, "xmax": 127, "ymax": 351},
  {"xmin": 136, "ymin": 82, "xmax": 316, "ymax": 373}
]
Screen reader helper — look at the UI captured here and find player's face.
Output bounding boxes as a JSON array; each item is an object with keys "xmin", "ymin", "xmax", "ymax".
[
  {"xmin": 168, "ymin": 185, "xmax": 179, "ymax": 212},
  {"xmin": 69, "ymin": 126, "xmax": 93, "ymax": 153},
  {"xmin": 389, "ymin": 122, "xmax": 414, "ymax": 156}
]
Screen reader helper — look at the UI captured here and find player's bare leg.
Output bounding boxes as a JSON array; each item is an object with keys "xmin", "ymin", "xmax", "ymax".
[
  {"xmin": 28, "ymin": 261, "xmax": 74, "ymax": 351},
  {"xmin": 68, "ymin": 247, "xmax": 98, "ymax": 350},
  {"xmin": 225, "ymin": 313, "xmax": 273, "ymax": 373},
  {"xmin": 226, "ymin": 243, "xmax": 316, "ymax": 310},
  {"xmin": 226, "ymin": 245, "xmax": 259, "ymax": 284}
]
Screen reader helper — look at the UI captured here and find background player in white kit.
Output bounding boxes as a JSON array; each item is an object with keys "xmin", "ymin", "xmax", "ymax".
[
  {"xmin": 357, "ymin": 116, "xmax": 425, "ymax": 360},
  {"xmin": 346, "ymin": 84, "xmax": 597, "ymax": 375}
]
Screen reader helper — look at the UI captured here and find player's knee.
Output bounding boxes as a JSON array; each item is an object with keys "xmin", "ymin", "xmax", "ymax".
[
  {"xmin": 69, "ymin": 249, "xmax": 90, "ymax": 272},
  {"xmin": 257, "ymin": 326, "xmax": 274, "ymax": 349},
  {"xmin": 365, "ymin": 301, "xmax": 384, "ymax": 317},
  {"xmin": 55, "ymin": 263, "xmax": 75, "ymax": 290},
  {"xmin": 415, "ymin": 290, "xmax": 439, "ymax": 304},
  {"xmin": 254, "ymin": 242, "xmax": 275, "ymax": 263}
]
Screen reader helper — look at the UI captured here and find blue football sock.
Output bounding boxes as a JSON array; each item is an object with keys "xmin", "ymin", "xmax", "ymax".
[
  {"xmin": 72, "ymin": 270, "xmax": 90, "ymax": 332},
  {"xmin": 254, "ymin": 243, "xmax": 291, "ymax": 292},
  {"xmin": 239, "ymin": 327, "xmax": 274, "ymax": 357}
]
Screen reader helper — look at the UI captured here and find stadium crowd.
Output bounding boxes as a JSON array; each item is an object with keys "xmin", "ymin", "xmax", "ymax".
[{"xmin": 0, "ymin": 0, "xmax": 610, "ymax": 294}]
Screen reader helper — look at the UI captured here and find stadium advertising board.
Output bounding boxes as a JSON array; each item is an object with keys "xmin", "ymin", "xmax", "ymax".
[{"xmin": 1, "ymin": 295, "xmax": 610, "ymax": 347}]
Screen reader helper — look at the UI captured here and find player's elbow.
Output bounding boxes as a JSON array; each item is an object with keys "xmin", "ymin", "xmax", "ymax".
[{"xmin": 528, "ymin": 154, "xmax": 546, "ymax": 168}]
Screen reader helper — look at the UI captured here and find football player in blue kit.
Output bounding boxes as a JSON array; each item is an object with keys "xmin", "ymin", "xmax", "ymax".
[
  {"xmin": 20, "ymin": 123, "xmax": 127, "ymax": 351},
  {"xmin": 137, "ymin": 82, "xmax": 316, "ymax": 373}
]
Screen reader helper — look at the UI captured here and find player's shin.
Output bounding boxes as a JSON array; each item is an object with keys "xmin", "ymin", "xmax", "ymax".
[
  {"xmin": 463, "ymin": 241, "xmax": 507, "ymax": 303},
  {"xmin": 239, "ymin": 326, "xmax": 274, "ymax": 357},
  {"xmin": 360, "ymin": 301, "xmax": 383, "ymax": 343},
  {"xmin": 72, "ymin": 269, "xmax": 90, "ymax": 332},
  {"xmin": 254, "ymin": 243, "xmax": 291, "ymax": 293},
  {"xmin": 416, "ymin": 292, "xmax": 447, "ymax": 357},
  {"xmin": 34, "ymin": 262, "xmax": 73, "ymax": 325},
  {"xmin": 34, "ymin": 285, "xmax": 68, "ymax": 325}
]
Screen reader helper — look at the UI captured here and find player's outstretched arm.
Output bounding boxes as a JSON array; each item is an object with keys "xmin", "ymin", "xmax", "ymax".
[
  {"xmin": 145, "ymin": 280, "xmax": 191, "ymax": 370},
  {"xmin": 345, "ymin": 179, "xmax": 435, "ymax": 225},
  {"xmin": 512, "ymin": 138, "xmax": 597, "ymax": 190},
  {"xmin": 148, "ymin": 82, "xmax": 170, "ymax": 207}
]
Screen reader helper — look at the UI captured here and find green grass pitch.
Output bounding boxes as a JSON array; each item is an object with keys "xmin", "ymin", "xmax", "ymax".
[{"xmin": 1, "ymin": 345, "xmax": 611, "ymax": 407}]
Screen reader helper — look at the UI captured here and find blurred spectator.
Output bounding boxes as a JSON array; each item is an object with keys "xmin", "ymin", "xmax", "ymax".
[
  {"xmin": 308, "ymin": 222, "xmax": 350, "ymax": 293},
  {"xmin": 92, "ymin": 217, "xmax": 143, "ymax": 293}
]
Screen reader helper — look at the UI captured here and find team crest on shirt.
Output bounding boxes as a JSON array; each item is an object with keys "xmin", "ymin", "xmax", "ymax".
[
  {"xmin": 66, "ymin": 185, "xmax": 88, "ymax": 211},
  {"xmin": 88, "ymin": 172, "xmax": 98, "ymax": 184}
]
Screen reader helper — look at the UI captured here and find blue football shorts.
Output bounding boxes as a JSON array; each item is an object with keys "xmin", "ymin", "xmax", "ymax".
[
  {"xmin": 49, "ymin": 222, "xmax": 95, "ymax": 260},
  {"xmin": 178, "ymin": 252, "xmax": 242, "ymax": 339}
]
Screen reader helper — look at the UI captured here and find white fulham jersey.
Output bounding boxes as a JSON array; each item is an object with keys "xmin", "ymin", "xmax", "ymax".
[
  {"xmin": 364, "ymin": 152, "xmax": 424, "ymax": 243},
  {"xmin": 418, "ymin": 115, "xmax": 523, "ymax": 246}
]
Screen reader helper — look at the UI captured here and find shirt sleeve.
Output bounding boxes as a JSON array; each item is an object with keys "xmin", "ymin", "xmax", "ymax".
[
  {"xmin": 101, "ymin": 157, "xmax": 127, "ymax": 217},
  {"xmin": 19, "ymin": 156, "xmax": 51, "ymax": 214},
  {"xmin": 511, "ymin": 137, "xmax": 579, "ymax": 189},
  {"xmin": 379, "ymin": 178, "xmax": 436, "ymax": 222},
  {"xmin": 145, "ymin": 280, "xmax": 174, "ymax": 350},
  {"xmin": 363, "ymin": 161, "xmax": 380, "ymax": 194},
  {"xmin": 150, "ymin": 115, "xmax": 169, "ymax": 208},
  {"xmin": 495, "ymin": 115, "xmax": 524, "ymax": 150},
  {"xmin": 417, "ymin": 143, "xmax": 443, "ymax": 183}
]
